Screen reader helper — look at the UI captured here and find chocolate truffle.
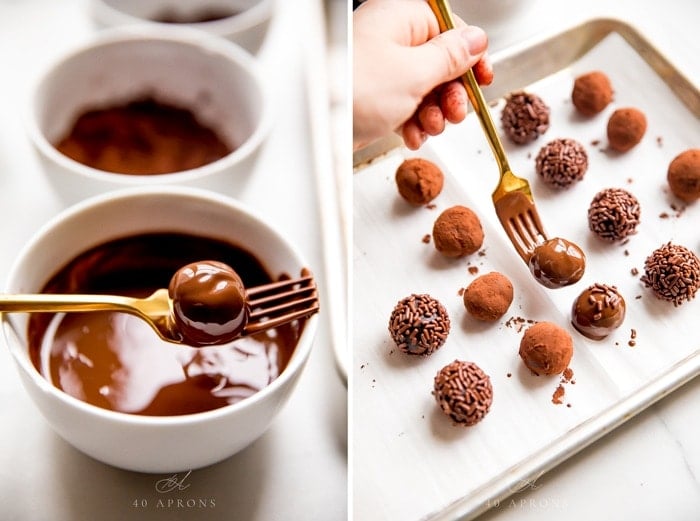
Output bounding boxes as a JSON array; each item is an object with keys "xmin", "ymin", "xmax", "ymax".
[
  {"xmin": 519, "ymin": 322, "xmax": 573, "ymax": 376},
  {"xmin": 667, "ymin": 148, "xmax": 700, "ymax": 202},
  {"xmin": 463, "ymin": 272, "xmax": 514, "ymax": 321},
  {"xmin": 571, "ymin": 71, "xmax": 613, "ymax": 116},
  {"xmin": 607, "ymin": 108, "xmax": 647, "ymax": 152},
  {"xmin": 433, "ymin": 360, "xmax": 493, "ymax": 426},
  {"xmin": 528, "ymin": 238, "xmax": 586, "ymax": 289},
  {"xmin": 168, "ymin": 260, "xmax": 248, "ymax": 346},
  {"xmin": 640, "ymin": 243, "xmax": 700, "ymax": 306},
  {"xmin": 395, "ymin": 157, "xmax": 444, "ymax": 205},
  {"xmin": 388, "ymin": 294, "xmax": 450, "ymax": 356},
  {"xmin": 535, "ymin": 138, "xmax": 589, "ymax": 188},
  {"xmin": 432, "ymin": 205, "xmax": 484, "ymax": 258},
  {"xmin": 571, "ymin": 283, "xmax": 626, "ymax": 340},
  {"xmin": 501, "ymin": 91, "xmax": 550, "ymax": 145},
  {"xmin": 587, "ymin": 188, "xmax": 641, "ymax": 241}
]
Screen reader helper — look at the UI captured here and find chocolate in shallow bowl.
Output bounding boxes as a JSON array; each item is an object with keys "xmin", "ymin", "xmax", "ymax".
[
  {"xmin": 2, "ymin": 187, "xmax": 318, "ymax": 472},
  {"xmin": 27, "ymin": 26, "xmax": 271, "ymax": 204}
]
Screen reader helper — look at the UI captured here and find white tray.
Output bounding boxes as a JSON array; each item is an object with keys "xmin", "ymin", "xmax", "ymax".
[{"xmin": 353, "ymin": 19, "xmax": 699, "ymax": 521}]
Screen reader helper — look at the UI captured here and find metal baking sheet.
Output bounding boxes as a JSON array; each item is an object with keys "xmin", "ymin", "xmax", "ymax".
[{"xmin": 353, "ymin": 18, "xmax": 699, "ymax": 521}]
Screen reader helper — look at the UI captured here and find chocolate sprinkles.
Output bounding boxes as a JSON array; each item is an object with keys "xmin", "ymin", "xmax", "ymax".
[
  {"xmin": 587, "ymin": 283, "xmax": 623, "ymax": 320},
  {"xmin": 501, "ymin": 91, "xmax": 550, "ymax": 145},
  {"xmin": 433, "ymin": 360, "xmax": 493, "ymax": 426},
  {"xmin": 388, "ymin": 294, "xmax": 450, "ymax": 356},
  {"xmin": 535, "ymin": 138, "xmax": 588, "ymax": 188},
  {"xmin": 588, "ymin": 188, "xmax": 641, "ymax": 241},
  {"xmin": 640, "ymin": 242, "xmax": 700, "ymax": 306}
]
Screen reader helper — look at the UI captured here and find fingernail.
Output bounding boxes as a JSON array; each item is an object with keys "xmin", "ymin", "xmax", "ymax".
[{"xmin": 461, "ymin": 26, "xmax": 487, "ymax": 54}]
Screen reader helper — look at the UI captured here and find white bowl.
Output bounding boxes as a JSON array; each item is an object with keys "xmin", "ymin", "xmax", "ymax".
[
  {"xmin": 27, "ymin": 27, "xmax": 271, "ymax": 204},
  {"xmin": 2, "ymin": 187, "xmax": 317, "ymax": 472},
  {"xmin": 89, "ymin": 0, "xmax": 275, "ymax": 54}
]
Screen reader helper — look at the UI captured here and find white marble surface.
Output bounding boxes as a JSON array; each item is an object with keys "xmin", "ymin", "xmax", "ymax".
[
  {"xmin": 0, "ymin": 0, "xmax": 347, "ymax": 520},
  {"xmin": 445, "ymin": 1, "xmax": 700, "ymax": 520}
]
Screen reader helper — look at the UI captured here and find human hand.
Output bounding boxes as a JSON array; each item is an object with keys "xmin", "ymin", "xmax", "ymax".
[{"xmin": 353, "ymin": 0, "xmax": 493, "ymax": 151}]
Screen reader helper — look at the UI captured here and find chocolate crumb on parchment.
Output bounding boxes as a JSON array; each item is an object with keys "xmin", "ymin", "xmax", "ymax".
[
  {"xmin": 506, "ymin": 315, "xmax": 537, "ymax": 333},
  {"xmin": 552, "ymin": 367, "xmax": 575, "ymax": 405}
]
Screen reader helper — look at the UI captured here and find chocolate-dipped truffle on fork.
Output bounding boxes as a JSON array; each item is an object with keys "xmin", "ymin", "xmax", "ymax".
[
  {"xmin": 427, "ymin": 0, "xmax": 586, "ymax": 289},
  {"xmin": 0, "ymin": 261, "xmax": 320, "ymax": 347}
]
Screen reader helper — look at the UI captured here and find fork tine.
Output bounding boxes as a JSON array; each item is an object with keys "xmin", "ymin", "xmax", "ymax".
[
  {"xmin": 503, "ymin": 219, "xmax": 530, "ymax": 261},
  {"xmin": 525, "ymin": 208, "xmax": 547, "ymax": 242},
  {"xmin": 241, "ymin": 272, "xmax": 319, "ymax": 337},
  {"xmin": 248, "ymin": 295, "xmax": 319, "ymax": 320},
  {"xmin": 244, "ymin": 303, "xmax": 320, "ymax": 335},
  {"xmin": 248, "ymin": 285, "xmax": 316, "ymax": 308},
  {"xmin": 246, "ymin": 274, "xmax": 315, "ymax": 298}
]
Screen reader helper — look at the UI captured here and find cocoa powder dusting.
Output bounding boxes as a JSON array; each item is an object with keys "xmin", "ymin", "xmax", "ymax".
[{"xmin": 56, "ymin": 97, "xmax": 232, "ymax": 175}]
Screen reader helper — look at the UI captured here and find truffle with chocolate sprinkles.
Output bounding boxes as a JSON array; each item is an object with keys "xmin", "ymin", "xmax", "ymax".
[
  {"xmin": 388, "ymin": 294, "xmax": 450, "ymax": 356},
  {"xmin": 640, "ymin": 243, "xmax": 700, "ymax": 306},
  {"xmin": 535, "ymin": 138, "xmax": 588, "ymax": 188},
  {"xmin": 588, "ymin": 188, "xmax": 641, "ymax": 241},
  {"xmin": 433, "ymin": 360, "xmax": 493, "ymax": 426},
  {"xmin": 501, "ymin": 91, "xmax": 550, "ymax": 145}
]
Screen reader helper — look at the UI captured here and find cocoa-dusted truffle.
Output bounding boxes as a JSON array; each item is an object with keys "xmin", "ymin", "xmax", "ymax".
[
  {"xmin": 395, "ymin": 157, "xmax": 444, "ymax": 205},
  {"xmin": 501, "ymin": 91, "xmax": 550, "ymax": 145},
  {"xmin": 528, "ymin": 237, "xmax": 586, "ymax": 289},
  {"xmin": 535, "ymin": 138, "xmax": 588, "ymax": 188},
  {"xmin": 432, "ymin": 205, "xmax": 484, "ymax": 257},
  {"xmin": 607, "ymin": 108, "xmax": 646, "ymax": 152},
  {"xmin": 388, "ymin": 294, "xmax": 450, "ymax": 355},
  {"xmin": 587, "ymin": 188, "xmax": 641, "ymax": 241},
  {"xmin": 667, "ymin": 148, "xmax": 700, "ymax": 202},
  {"xmin": 463, "ymin": 272, "xmax": 514, "ymax": 321},
  {"xmin": 571, "ymin": 71, "xmax": 613, "ymax": 116},
  {"xmin": 640, "ymin": 243, "xmax": 700, "ymax": 306},
  {"xmin": 519, "ymin": 322, "xmax": 573, "ymax": 376},
  {"xmin": 433, "ymin": 360, "xmax": 493, "ymax": 426},
  {"xmin": 571, "ymin": 283, "xmax": 626, "ymax": 340}
]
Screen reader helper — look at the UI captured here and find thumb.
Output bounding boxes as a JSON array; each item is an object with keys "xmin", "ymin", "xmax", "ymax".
[{"xmin": 413, "ymin": 25, "xmax": 487, "ymax": 93}]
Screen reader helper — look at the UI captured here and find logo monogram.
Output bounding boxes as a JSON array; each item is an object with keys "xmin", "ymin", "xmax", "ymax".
[{"xmin": 155, "ymin": 470, "xmax": 192, "ymax": 494}]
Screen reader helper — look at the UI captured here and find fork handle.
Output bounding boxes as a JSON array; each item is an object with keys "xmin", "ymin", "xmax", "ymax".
[
  {"xmin": 427, "ymin": 0, "xmax": 511, "ymax": 174},
  {"xmin": 0, "ymin": 293, "xmax": 139, "ymax": 314}
]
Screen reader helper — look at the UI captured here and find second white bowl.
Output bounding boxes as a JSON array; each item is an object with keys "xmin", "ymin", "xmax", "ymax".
[{"xmin": 27, "ymin": 26, "xmax": 271, "ymax": 204}]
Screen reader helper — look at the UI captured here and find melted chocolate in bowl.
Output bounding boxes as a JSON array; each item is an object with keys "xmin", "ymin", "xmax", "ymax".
[{"xmin": 27, "ymin": 233, "xmax": 300, "ymax": 416}]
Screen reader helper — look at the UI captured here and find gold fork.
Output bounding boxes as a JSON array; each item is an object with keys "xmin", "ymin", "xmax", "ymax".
[
  {"xmin": 427, "ymin": 0, "xmax": 548, "ymax": 263},
  {"xmin": 0, "ymin": 273, "xmax": 319, "ymax": 345}
]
